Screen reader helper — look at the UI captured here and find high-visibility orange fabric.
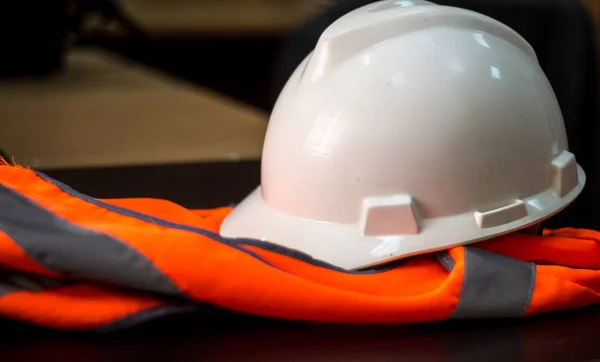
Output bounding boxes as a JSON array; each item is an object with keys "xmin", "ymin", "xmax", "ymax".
[{"xmin": 0, "ymin": 163, "xmax": 599, "ymax": 331}]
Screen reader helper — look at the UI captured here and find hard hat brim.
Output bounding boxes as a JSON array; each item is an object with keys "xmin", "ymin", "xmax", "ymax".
[{"xmin": 220, "ymin": 166, "xmax": 585, "ymax": 270}]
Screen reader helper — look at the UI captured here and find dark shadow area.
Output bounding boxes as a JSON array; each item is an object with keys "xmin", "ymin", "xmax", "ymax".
[
  {"xmin": 0, "ymin": 1, "xmax": 69, "ymax": 78},
  {"xmin": 42, "ymin": 160, "xmax": 261, "ymax": 209},
  {"xmin": 2, "ymin": 304, "xmax": 600, "ymax": 362}
]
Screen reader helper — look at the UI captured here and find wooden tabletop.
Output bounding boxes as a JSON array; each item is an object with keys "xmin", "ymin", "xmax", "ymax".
[
  {"xmin": 2, "ymin": 304, "xmax": 600, "ymax": 361},
  {"xmin": 0, "ymin": 48, "xmax": 268, "ymax": 170},
  {"xmin": 117, "ymin": 0, "xmax": 336, "ymax": 36}
]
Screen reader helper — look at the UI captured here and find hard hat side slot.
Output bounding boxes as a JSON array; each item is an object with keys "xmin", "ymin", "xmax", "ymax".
[
  {"xmin": 474, "ymin": 200, "xmax": 527, "ymax": 229},
  {"xmin": 551, "ymin": 151, "xmax": 578, "ymax": 198},
  {"xmin": 360, "ymin": 194, "xmax": 421, "ymax": 236}
]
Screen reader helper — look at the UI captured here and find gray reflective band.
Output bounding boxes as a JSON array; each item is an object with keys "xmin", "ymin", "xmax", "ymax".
[
  {"xmin": 0, "ymin": 184, "xmax": 184, "ymax": 298},
  {"xmin": 438, "ymin": 247, "xmax": 535, "ymax": 319},
  {"xmin": 437, "ymin": 252, "xmax": 455, "ymax": 271},
  {"xmin": 0, "ymin": 269, "xmax": 71, "ymax": 297}
]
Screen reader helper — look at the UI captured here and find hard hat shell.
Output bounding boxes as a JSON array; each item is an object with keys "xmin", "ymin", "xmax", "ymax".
[{"xmin": 220, "ymin": 0, "xmax": 585, "ymax": 270}]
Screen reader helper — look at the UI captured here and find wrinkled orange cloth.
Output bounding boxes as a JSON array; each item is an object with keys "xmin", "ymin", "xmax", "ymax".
[{"xmin": 0, "ymin": 163, "xmax": 598, "ymax": 331}]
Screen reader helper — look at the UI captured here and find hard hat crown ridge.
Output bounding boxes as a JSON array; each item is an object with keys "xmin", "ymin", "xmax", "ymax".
[
  {"xmin": 220, "ymin": 0, "xmax": 586, "ymax": 270},
  {"xmin": 305, "ymin": 0, "xmax": 537, "ymax": 83}
]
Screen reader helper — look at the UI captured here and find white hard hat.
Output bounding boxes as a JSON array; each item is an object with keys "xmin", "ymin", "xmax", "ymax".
[{"xmin": 220, "ymin": 0, "xmax": 586, "ymax": 270}]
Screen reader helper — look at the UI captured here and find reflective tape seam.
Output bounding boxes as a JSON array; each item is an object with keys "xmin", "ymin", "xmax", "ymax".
[
  {"xmin": 0, "ymin": 183, "xmax": 185, "ymax": 298},
  {"xmin": 0, "ymin": 269, "xmax": 72, "ymax": 297}
]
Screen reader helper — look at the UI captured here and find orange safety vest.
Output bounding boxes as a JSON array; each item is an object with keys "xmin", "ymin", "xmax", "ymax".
[{"xmin": 0, "ymin": 163, "xmax": 599, "ymax": 332}]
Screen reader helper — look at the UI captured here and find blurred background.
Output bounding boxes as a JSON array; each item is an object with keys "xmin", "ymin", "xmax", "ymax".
[{"xmin": 0, "ymin": 0, "xmax": 598, "ymax": 230}]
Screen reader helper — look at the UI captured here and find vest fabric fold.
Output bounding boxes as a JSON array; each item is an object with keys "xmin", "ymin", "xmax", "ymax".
[{"xmin": 0, "ymin": 163, "xmax": 598, "ymax": 331}]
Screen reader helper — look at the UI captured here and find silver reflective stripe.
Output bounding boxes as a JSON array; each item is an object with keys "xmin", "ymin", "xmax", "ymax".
[
  {"xmin": 438, "ymin": 247, "xmax": 535, "ymax": 319},
  {"xmin": 0, "ymin": 183, "xmax": 185, "ymax": 298},
  {"xmin": 0, "ymin": 269, "xmax": 71, "ymax": 297}
]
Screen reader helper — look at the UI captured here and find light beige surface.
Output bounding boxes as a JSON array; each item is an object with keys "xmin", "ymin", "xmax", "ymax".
[
  {"xmin": 0, "ymin": 48, "xmax": 268, "ymax": 170},
  {"xmin": 117, "ymin": 0, "xmax": 336, "ymax": 35}
]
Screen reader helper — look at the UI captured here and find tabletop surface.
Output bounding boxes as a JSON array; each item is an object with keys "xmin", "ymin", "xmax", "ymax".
[
  {"xmin": 0, "ymin": 48, "xmax": 267, "ymax": 170},
  {"xmin": 2, "ymin": 304, "xmax": 600, "ymax": 362}
]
